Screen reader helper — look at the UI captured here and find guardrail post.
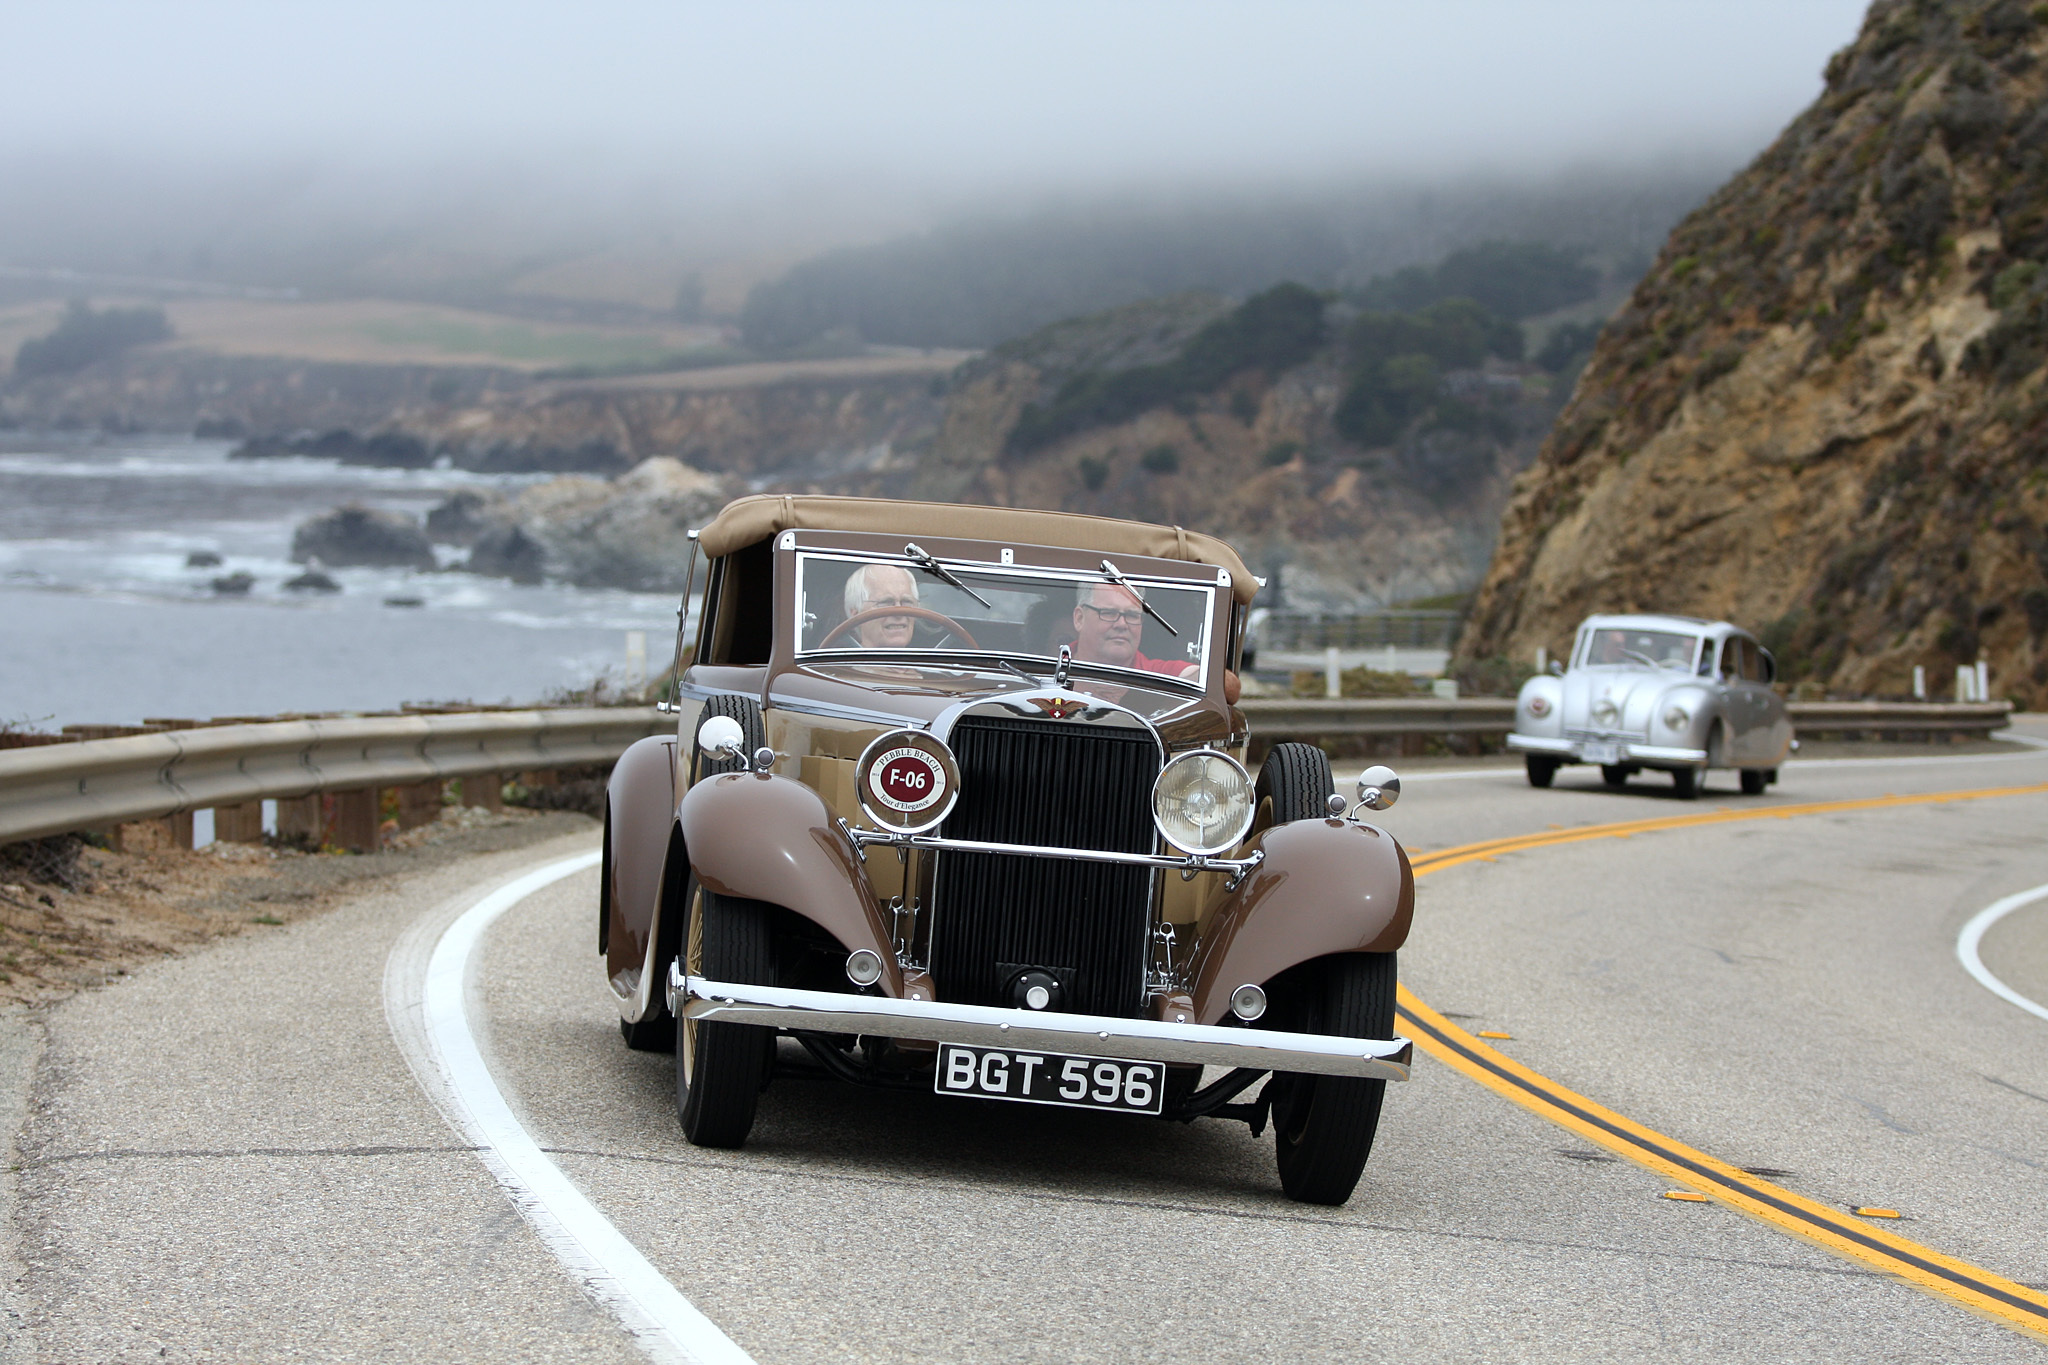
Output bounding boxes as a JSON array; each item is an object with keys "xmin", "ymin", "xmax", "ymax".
[
  {"xmin": 213, "ymin": 802, "xmax": 264, "ymax": 843},
  {"xmin": 277, "ymin": 796, "xmax": 325, "ymax": 846},
  {"xmin": 460, "ymin": 774, "xmax": 504, "ymax": 812},
  {"xmin": 112, "ymin": 812, "xmax": 193, "ymax": 853},
  {"xmin": 328, "ymin": 789, "xmax": 380, "ymax": 853},
  {"xmin": 396, "ymin": 779, "xmax": 443, "ymax": 830}
]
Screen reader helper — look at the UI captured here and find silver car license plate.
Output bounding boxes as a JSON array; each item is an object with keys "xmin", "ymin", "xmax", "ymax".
[
  {"xmin": 1581, "ymin": 741, "xmax": 1620, "ymax": 765},
  {"xmin": 934, "ymin": 1043, "xmax": 1165, "ymax": 1115}
]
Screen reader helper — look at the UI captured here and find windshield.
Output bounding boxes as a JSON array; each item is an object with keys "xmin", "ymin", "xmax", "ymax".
[
  {"xmin": 1580, "ymin": 627, "xmax": 1700, "ymax": 671},
  {"xmin": 796, "ymin": 551, "xmax": 1214, "ymax": 686}
]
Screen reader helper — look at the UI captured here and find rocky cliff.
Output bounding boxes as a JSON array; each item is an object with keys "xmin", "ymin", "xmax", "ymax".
[
  {"xmin": 902, "ymin": 291, "xmax": 1557, "ymax": 610},
  {"xmin": 1457, "ymin": 0, "xmax": 2048, "ymax": 706}
]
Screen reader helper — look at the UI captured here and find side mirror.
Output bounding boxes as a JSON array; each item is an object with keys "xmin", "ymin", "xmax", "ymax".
[
  {"xmin": 1547, "ymin": 660, "xmax": 1564, "ymax": 677},
  {"xmin": 1357, "ymin": 765, "xmax": 1401, "ymax": 812},
  {"xmin": 697, "ymin": 715, "xmax": 745, "ymax": 762}
]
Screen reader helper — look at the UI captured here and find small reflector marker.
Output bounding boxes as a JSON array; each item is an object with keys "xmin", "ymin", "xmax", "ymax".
[
  {"xmin": 1855, "ymin": 1207, "xmax": 1902, "ymax": 1219},
  {"xmin": 1663, "ymin": 1191, "xmax": 1709, "ymax": 1202},
  {"xmin": 1478, "ymin": 1030, "xmax": 1513, "ymax": 1040}
]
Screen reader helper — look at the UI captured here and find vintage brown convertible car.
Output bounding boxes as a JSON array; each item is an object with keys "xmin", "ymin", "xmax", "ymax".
[{"xmin": 600, "ymin": 495, "xmax": 1414, "ymax": 1204}]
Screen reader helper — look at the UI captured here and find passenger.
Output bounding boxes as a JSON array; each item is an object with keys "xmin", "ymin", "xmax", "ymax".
[
  {"xmin": 843, "ymin": 564, "xmax": 921, "ymax": 648},
  {"xmin": 1070, "ymin": 583, "xmax": 1197, "ymax": 680}
]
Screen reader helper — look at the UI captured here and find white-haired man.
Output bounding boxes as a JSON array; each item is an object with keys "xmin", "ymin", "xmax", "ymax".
[{"xmin": 843, "ymin": 563, "xmax": 921, "ymax": 648}]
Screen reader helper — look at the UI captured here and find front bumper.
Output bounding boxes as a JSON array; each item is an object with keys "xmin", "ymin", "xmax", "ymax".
[
  {"xmin": 1507, "ymin": 733, "xmax": 1708, "ymax": 766},
  {"xmin": 669, "ymin": 969, "xmax": 1412, "ymax": 1081}
]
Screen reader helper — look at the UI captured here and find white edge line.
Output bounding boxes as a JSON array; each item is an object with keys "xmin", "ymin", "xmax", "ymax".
[
  {"xmin": 1335, "ymin": 735, "xmax": 2048, "ymax": 784},
  {"xmin": 1956, "ymin": 882, "xmax": 2048, "ymax": 1024},
  {"xmin": 392, "ymin": 850, "xmax": 756, "ymax": 1365}
]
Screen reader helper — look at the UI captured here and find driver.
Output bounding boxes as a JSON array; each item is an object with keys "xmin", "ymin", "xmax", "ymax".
[
  {"xmin": 843, "ymin": 564, "xmax": 921, "ymax": 648},
  {"xmin": 1071, "ymin": 582, "xmax": 1198, "ymax": 679}
]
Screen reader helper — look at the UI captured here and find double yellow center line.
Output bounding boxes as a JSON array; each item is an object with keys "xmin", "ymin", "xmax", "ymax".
[{"xmin": 1399, "ymin": 780, "xmax": 2048, "ymax": 1342}]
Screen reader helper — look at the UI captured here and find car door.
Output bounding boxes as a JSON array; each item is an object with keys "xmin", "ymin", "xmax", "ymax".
[{"xmin": 1729, "ymin": 636, "xmax": 1766, "ymax": 761}]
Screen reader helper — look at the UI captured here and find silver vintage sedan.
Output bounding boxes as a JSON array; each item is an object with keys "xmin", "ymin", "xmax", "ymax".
[{"xmin": 1507, "ymin": 613, "xmax": 1794, "ymax": 798}]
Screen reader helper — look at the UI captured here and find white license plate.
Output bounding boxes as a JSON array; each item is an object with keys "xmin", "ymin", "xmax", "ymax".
[
  {"xmin": 934, "ymin": 1043, "xmax": 1165, "ymax": 1115},
  {"xmin": 1581, "ymin": 741, "xmax": 1620, "ymax": 765}
]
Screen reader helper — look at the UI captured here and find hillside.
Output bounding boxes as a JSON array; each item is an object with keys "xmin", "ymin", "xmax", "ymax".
[
  {"xmin": 1457, "ymin": 0, "xmax": 2048, "ymax": 708},
  {"xmin": 901, "ymin": 277, "xmax": 1586, "ymax": 610}
]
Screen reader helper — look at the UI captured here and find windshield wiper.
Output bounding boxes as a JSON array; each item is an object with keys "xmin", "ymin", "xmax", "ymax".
[
  {"xmin": 903, "ymin": 542, "xmax": 991, "ymax": 608},
  {"xmin": 1098, "ymin": 559, "xmax": 1178, "ymax": 636},
  {"xmin": 993, "ymin": 658, "xmax": 1040, "ymax": 686}
]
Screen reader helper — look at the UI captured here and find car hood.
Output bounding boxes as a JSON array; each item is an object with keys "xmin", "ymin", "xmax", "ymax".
[{"xmin": 1565, "ymin": 667, "xmax": 1689, "ymax": 733}]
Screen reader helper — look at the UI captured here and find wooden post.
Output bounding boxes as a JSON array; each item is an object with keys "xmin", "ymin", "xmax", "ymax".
[
  {"xmin": 276, "ymin": 795, "xmax": 325, "ymax": 845},
  {"xmin": 327, "ymin": 789, "xmax": 381, "ymax": 853},
  {"xmin": 461, "ymin": 774, "xmax": 504, "ymax": 811},
  {"xmin": 213, "ymin": 802, "xmax": 266, "ymax": 843},
  {"xmin": 110, "ymin": 813, "xmax": 193, "ymax": 853},
  {"xmin": 397, "ymin": 779, "xmax": 443, "ymax": 829}
]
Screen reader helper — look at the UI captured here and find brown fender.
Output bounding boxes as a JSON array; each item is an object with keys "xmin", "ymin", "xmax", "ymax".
[
  {"xmin": 604, "ymin": 734, "xmax": 680, "ymax": 1010},
  {"xmin": 677, "ymin": 770, "xmax": 903, "ymax": 996},
  {"xmin": 1184, "ymin": 819, "xmax": 1413, "ymax": 1027}
]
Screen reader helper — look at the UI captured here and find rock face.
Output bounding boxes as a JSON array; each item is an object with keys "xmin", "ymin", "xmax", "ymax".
[
  {"xmin": 906, "ymin": 293, "xmax": 1553, "ymax": 609},
  {"xmin": 442, "ymin": 456, "xmax": 730, "ymax": 591},
  {"xmin": 1457, "ymin": 0, "xmax": 2048, "ymax": 707},
  {"xmin": 290, "ymin": 505, "xmax": 436, "ymax": 571}
]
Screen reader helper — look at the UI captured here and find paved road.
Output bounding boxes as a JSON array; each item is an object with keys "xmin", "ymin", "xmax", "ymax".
[{"xmin": 10, "ymin": 725, "xmax": 2048, "ymax": 1362}]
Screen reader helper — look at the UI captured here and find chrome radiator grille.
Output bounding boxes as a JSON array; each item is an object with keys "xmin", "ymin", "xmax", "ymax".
[{"xmin": 928, "ymin": 715, "xmax": 1159, "ymax": 1019}]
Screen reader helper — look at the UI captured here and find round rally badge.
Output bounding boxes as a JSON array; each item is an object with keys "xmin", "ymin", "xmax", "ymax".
[{"xmin": 854, "ymin": 729, "xmax": 960, "ymax": 833}]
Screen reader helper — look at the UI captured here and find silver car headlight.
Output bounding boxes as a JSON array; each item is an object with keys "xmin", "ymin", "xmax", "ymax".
[
  {"xmin": 1152, "ymin": 750, "xmax": 1254, "ymax": 855},
  {"xmin": 1662, "ymin": 704, "xmax": 1691, "ymax": 730}
]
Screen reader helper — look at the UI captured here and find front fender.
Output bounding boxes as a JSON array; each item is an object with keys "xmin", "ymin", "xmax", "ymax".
[
  {"xmin": 1185, "ymin": 818, "xmax": 1413, "ymax": 1027},
  {"xmin": 604, "ymin": 734, "xmax": 679, "ymax": 1009},
  {"xmin": 677, "ymin": 771, "xmax": 902, "ymax": 996},
  {"xmin": 1514, "ymin": 674, "xmax": 1564, "ymax": 738}
]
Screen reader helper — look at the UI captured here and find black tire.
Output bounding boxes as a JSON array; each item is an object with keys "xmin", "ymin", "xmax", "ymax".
[
  {"xmin": 1525, "ymin": 756, "xmax": 1558, "ymax": 788},
  {"xmin": 1270, "ymin": 951, "xmax": 1397, "ymax": 1206},
  {"xmin": 691, "ymin": 695, "xmax": 765, "ymax": 783},
  {"xmin": 677, "ymin": 887, "xmax": 777, "ymax": 1148},
  {"xmin": 1739, "ymin": 768, "xmax": 1768, "ymax": 796},
  {"xmin": 1670, "ymin": 766, "xmax": 1699, "ymax": 800},
  {"xmin": 1601, "ymin": 764, "xmax": 1629, "ymax": 789},
  {"xmin": 1255, "ymin": 742, "xmax": 1335, "ymax": 833}
]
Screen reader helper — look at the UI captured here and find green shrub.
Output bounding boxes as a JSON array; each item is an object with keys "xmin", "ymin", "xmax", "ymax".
[
  {"xmin": 1140, "ymin": 444, "xmax": 1180, "ymax": 473},
  {"xmin": 1261, "ymin": 440, "xmax": 1301, "ymax": 466},
  {"xmin": 1077, "ymin": 456, "xmax": 1108, "ymax": 490}
]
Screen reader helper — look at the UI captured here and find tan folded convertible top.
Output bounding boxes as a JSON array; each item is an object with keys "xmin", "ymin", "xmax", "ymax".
[{"xmin": 697, "ymin": 494, "xmax": 1258, "ymax": 604}]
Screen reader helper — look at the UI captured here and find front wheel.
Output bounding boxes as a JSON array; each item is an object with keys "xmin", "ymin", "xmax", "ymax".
[
  {"xmin": 1739, "ymin": 768, "xmax": 1768, "ymax": 796},
  {"xmin": 1670, "ymin": 767, "xmax": 1699, "ymax": 800},
  {"xmin": 676, "ymin": 886, "xmax": 777, "ymax": 1147},
  {"xmin": 1270, "ymin": 951, "xmax": 1397, "ymax": 1206},
  {"xmin": 1525, "ymin": 756, "xmax": 1558, "ymax": 788},
  {"xmin": 1254, "ymin": 742, "xmax": 1335, "ymax": 833}
]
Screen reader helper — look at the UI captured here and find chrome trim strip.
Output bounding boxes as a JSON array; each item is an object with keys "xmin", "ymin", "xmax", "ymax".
[
  {"xmin": 843, "ymin": 824, "xmax": 1262, "ymax": 887},
  {"xmin": 670, "ymin": 972, "xmax": 1412, "ymax": 1081},
  {"xmin": 1624, "ymin": 743, "xmax": 1709, "ymax": 764},
  {"xmin": 1506, "ymin": 734, "xmax": 1574, "ymax": 755}
]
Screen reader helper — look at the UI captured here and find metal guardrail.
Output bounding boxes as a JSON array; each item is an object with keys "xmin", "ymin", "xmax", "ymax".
[
  {"xmin": 1236, "ymin": 698, "xmax": 2015, "ymax": 741},
  {"xmin": 0, "ymin": 699, "xmax": 2016, "ymax": 848},
  {"xmin": 1254, "ymin": 611, "xmax": 1462, "ymax": 652},
  {"xmin": 0, "ymin": 708, "xmax": 672, "ymax": 846}
]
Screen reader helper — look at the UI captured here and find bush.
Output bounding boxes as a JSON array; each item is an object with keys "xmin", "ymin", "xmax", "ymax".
[
  {"xmin": 1077, "ymin": 456, "xmax": 1109, "ymax": 490},
  {"xmin": 1140, "ymin": 444, "xmax": 1180, "ymax": 473},
  {"xmin": 14, "ymin": 301, "xmax": 172, "ymax": 378},
  {"xmin": 1007, "ymin": 283, "xmax": 1325, "ymax": 454},
  {"xmin": 1353, "ymin": 241, "xmax": 1599, "ymax": 320},
  {"xmin": 1261, "ymin": 440, "xmax": 1301, "ymax": 466},
  {"xmin": 1333, "ymin": 297, "xmax": 1522, "ymax": 447}
]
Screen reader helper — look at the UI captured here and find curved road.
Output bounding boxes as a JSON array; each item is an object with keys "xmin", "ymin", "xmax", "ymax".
[{"xmin": 11, "ymin": 722, "xmax": 2048, "ymax": 1362}]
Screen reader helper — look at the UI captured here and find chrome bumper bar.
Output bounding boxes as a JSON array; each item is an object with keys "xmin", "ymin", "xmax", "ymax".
[
  {"xmin": 669, "ymin": 970, "xmax": 1412, "ymax": 1081},
  {"xmin": 1507, "ymin": 734, "xmax": 1707, "ymax": 765}
]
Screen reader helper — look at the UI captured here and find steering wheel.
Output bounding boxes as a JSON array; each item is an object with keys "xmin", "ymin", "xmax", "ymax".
[{"xmin": 817, "ymin": 604, "xmax": 980, "ymax": 651}]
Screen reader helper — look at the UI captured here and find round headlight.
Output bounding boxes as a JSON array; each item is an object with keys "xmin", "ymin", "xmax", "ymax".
[
  {"xmin": 1591, "ymin": 699, "xmax": 1620, "ymax": 727},
  {"xmin": 1526, "ymin": 695, "xmax": 1551, "ymax": 718},
  {"xmin": 854, "ymin": 729, "xmax": 960, "ymax": 834},
  {"xmin": 1151, "ymin": 750, "xmax": 1254, "ymax": 855},
  {"xmin": 1662, "ymin": 705, "xmax": 1691, "ymax": 730}
]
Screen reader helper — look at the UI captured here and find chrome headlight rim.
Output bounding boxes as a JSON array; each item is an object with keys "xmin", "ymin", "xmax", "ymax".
[
  {"xmin": 854, "ymin": 728, "xmax": 960, "ymax": 835},
  {"xmin": 1151, "ymin": 749, "xmax": 1255, "ymax": 856}
]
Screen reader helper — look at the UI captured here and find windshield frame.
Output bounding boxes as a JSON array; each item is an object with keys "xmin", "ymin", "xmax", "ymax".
[
  {"xmin": 790, "ymin": 546, "xmax": 1217, "ymax": 695},
  {"xmin": 1575, "ymin": 626, "xmax": 1704, "ymax": 672}
]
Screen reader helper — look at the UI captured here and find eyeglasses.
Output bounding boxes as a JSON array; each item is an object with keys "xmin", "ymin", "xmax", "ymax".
[{"xmin": 1079, "ymin": 605, "xmax": 1146, "ymax": 625}]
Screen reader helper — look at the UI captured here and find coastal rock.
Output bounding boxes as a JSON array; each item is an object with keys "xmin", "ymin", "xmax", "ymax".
[
  {"xmin": 443, "ymin": 457, "xmax": 728, "ymax": 591},
  {"xmin": 290, "ymin": 505, "xmax": 436, "ymax": 571},
  {"xmin": 424, "ymin": 489, "xmax": 508, "ymax": 546}
]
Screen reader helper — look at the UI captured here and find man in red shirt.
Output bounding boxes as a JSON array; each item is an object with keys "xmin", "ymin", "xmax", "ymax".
[{"xmin": 1071, "ymin": 583, "xmax": 1197, "ymax": 680}]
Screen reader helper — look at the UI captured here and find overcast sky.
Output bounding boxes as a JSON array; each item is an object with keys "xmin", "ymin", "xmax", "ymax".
[{"xmin": 12, "ymin": 0, "xmax": 1871, "ymax": 195}]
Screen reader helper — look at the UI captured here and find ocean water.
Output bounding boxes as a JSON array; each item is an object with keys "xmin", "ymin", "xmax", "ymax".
[{"xmin": 0, "ymin": 434, "xmax": 690, "ymax": 728}]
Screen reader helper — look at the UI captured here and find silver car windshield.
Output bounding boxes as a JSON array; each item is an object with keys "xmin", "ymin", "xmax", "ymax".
[
  {"xmin": 1581, "ymin": 628, "xmax": 1701, "ymax": 671},
  {"xmin": 795, "ymin": 551, "xmax": 1214, "ymax": 686}
]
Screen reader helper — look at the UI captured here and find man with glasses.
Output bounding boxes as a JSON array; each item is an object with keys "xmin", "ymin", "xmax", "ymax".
[
  {"xmin": 843, "ymin": 564, "xmax": 921, "ymax": 648},
  {"xmin": 1071, "ymin": 582, "xmax": 1197, "ymax": 679}
]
